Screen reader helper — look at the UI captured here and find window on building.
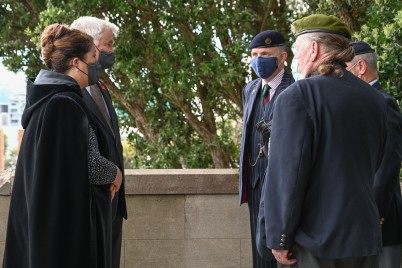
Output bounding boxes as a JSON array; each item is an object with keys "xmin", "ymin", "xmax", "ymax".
[
  {"xmin": 0, "ymin": 105, "xmax": 8, "ymax": 113},
  {"xmin": 1, "ymin": 114, "xmax": 8, "ymax": 126}
]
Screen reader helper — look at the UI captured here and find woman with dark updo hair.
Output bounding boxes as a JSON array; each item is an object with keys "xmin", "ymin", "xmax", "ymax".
[{"xmin": 2, "ymin": 23, "xmax": 122, "ymax": 268}]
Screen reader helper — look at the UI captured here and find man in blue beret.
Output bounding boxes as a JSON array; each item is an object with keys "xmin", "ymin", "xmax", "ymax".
[
  {"xmin": 239, "ymin": 29, "xmax": 294, "ymax": 268},
  {"xmin": 258, "ymin": 14, "xmax": 387, "ymax": 267},
  {"xmin": 347, "ymin": 41, "xmax": 402, "ymax": 268}
]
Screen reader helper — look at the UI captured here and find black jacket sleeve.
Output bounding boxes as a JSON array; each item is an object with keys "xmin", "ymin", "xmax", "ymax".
[{"xmin": 373, "ymin": 96, "xmax": 402, "ymax": 219}]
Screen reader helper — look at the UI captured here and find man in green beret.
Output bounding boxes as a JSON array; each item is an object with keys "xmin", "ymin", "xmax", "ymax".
[{"xmin": 257, "ymin": 14, "xmax": 387, "ymax": 267}]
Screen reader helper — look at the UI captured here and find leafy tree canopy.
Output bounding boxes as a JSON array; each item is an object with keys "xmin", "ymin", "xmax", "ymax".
[{"xmin": 1, "ymin": 0, "xmax": 400, "ymax": 168}]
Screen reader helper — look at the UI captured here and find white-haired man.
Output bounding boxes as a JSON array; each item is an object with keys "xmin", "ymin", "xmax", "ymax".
[
  {"xmin": 71, "ymin": 16, "xmax": 127, "ymax": 268},
  {"xmin": 258, "ymin": 14, "xmax": 387, "ymax": 267}
]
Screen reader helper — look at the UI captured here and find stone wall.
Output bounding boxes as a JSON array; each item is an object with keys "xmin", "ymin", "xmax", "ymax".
[{"xmin": 0, "ymin": 169, "xmax": 253, "ymax": 268}]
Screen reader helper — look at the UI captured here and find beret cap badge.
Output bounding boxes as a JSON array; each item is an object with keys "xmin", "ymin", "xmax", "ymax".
[{"xmin": 265, "ymin": 38, "xmax": 272, "ymax": 45}]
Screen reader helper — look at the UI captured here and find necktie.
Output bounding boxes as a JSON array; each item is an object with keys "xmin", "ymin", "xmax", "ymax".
[
  {"xmin": 91, "ymin": 84, "xmax": 112, "ymax": 129},
  {"xmin": 262, "ymin": 84, "xmax": 271, "ymax": 109}
]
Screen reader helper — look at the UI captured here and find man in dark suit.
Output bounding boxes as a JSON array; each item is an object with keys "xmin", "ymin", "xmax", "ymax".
[
  {"xmin": 71, "ymin": 16, "xmax": 128, "ymax": 268},
  {"xmin": 347, "ymin": 41, "xmax": 402, "ymax": 268},
  {"xmin": 239, "ymin": 30, "xmax": 294, "ymax": 268},
  {"xmin": 258, "ymin": 14, "xmax": 387, "ymax": 267}
]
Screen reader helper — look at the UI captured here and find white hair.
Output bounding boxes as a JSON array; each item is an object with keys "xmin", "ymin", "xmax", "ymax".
[
  {"xmin": 352, "ymin": 53, "xmax": 378, "ymax": 71},
  {"xmin": 71, "ymin": 16, "xmax": 119, "ymax": 45}
]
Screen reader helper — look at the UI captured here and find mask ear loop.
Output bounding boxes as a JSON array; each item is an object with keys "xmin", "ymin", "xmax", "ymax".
[
  {"xmin": 347, "ymin": 61, "xmax": 358, "ymax": 71},
  {"xmin": 72, "ymin": 58, "xmax": 89, "ymax": 76},
  {"xmin": 69, "ymin": 57, "xmax": 81, "ymax": 72},
  {"xmin": 94, "ymin": 43, "xmax": 111, "ymax": 58},
  {"xmin": 291, "ymin": 43, "xmax": 297, "ymax": 57},
  {"xmin": 75, "ymin": 66, "xmax": 89, "ymax": 76}
]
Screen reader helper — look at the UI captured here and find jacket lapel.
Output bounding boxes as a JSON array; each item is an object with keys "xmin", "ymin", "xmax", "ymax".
[
  {"xmin": 82, "ymin": 87, "xmax": 115, "ymax": 138},
  {"xmin": 245, "ymin": 79, "xmax": 262, "ymax": 127},
  {"xmin": 100, "ymin": 87, "xmax": 119, "ymax": 137}
]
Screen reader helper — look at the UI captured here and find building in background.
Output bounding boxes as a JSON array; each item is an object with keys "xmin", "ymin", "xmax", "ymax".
[
  {"xmin": 0, "ymin": 90, "xmax": 9, "ymax": 127},
  {"xmin": 8, "ymin": 94, "xmax": 25, "ymax": 127},
  {"xmin": 0, "ymin": 90, "xmax": 25, "ymax": 170},
  {"xmin": 0, "ymin": 92, "xmax": 25, "ymax": 127}
]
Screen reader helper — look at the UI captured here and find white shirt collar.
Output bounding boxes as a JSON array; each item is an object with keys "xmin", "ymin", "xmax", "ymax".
[{"xmin": 262, "ymin": 68, "xmax": 285, "ymax": 90}]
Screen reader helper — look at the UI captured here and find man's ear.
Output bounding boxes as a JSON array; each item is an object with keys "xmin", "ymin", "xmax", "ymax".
[
  {"xmin": 280, "ymin": 51, "xmax": 288, "ymax": 65},
  {"xmin": 309, "ymin": 41, "xmax": 318, "ymax": 62},
  {"xmin": 357, "ymin": 59, "xmax": 367, "ymax": 75}
]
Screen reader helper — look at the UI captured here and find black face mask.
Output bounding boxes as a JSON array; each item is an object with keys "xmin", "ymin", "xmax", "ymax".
[
  {"xmin": 98, "ymin": 50, "xmax": 115, "ymax": 69},
  {"xmin": 76, "ymin": 59, "xmax": 100, "ymax": 86}
]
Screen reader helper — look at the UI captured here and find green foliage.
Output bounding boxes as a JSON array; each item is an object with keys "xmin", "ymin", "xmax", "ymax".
[
  {"xmin": 2, "ymin": 128, "xmax": 17, "ymax": 170},
  {"xmin": 4, "ymin": 146, "xmax": 18, "ymax": 170},
  {"xmin": 304, "ymin": 0, "xmax": 402, "ymax": 107},
  {"xmin": 110, "ymin": 0, "xmax": 254, "ymax": 168},
  {"xmin": 354, "ymin": 1, "xmax": 402, "ymax": 106},
  {"xmin": 0, "ymin": 0, "xmax": 288, "ymax": 168},
  {"xmin": 1, "ymin": 0, "xmax": 400, "ymax": 168},
  {"xmin": 2, "ymin": 132, "xmax": 8, "ymax": 153}
]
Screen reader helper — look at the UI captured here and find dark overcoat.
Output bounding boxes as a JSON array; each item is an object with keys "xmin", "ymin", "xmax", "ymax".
[
  {"xmin": 372, "ymin": 81, "xmax": 402, "ymax": 247},
  {"xmin": 82, "ymin": 81, "xmax": 127, "ymax": 220},
  {"xmin": 2, "ymin": 70, "xmax": 112, "ymax": 268},
  {"xmin": 239, "ymin": 72, "xmax": 294, "ymax": 205},
  {"xmin": 258, "ymin": 71, "xmax": 387, "ymax": 259}
]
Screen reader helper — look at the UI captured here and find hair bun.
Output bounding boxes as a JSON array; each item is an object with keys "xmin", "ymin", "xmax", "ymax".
[
  {"xmin": 41, "ymin": 24, "xmax": 68, "ymax": 68},
  {"xmin": 39, "ymin": 23, "xmax": 93, "ymax": 72}
]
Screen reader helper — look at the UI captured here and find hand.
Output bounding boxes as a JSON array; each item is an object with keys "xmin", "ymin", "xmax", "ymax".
[
  {"xmin": 272, "ymin": 249, "xmax": 297, "ymax": 265},
  {"xmin": 256, "ymin": 119, "xmax": 272, "ymax": 140},
  {"xmin": 256, "ymin": 119, "xmax": 272, "ymax": 156},
  {"xmin": 110, "ymin": 167, "xmax": 122, "ymax": 201}
]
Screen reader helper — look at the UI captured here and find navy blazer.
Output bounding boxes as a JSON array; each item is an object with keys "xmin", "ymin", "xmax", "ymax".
[
  {"xmin": 372, "ymin": 81, "xmax": 402, "ymax": 246},
  {"xmin": 239, "ymin": 71, "xmax": 294, "ymax": 205},
  {"xmin": 83, "ymin": 81, "xmax": 127, "ymax": 219},
  {"xmin": 258, "ymin": 71, "xmax": 387, "ymax": 259}
]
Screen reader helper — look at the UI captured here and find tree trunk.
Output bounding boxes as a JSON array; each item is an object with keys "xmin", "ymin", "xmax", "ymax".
[
  {"xmin": 209, "ymin": 144, "xmax": 231, "ymax": 168},
  {"xmin": 100, "ymin": 73, "xmax": 157, "ymax": 142}
]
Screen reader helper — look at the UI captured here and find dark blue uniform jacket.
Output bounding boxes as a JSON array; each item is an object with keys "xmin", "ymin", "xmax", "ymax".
[{"xmin": 258, "ymin": 71, "xmax": 387, "ymax": 259}]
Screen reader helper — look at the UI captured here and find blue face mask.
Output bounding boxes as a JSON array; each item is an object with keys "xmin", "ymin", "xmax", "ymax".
[{"xmin": 251, "ymin": 57, "xmax": 278, "ymax": 79}]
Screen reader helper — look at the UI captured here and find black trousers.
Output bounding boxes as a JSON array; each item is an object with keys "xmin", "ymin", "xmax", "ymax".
[
  {"xmin": 379, "ymin": 244, "xmax": 401, "ymax": 268},
  {"xmin": 247, "ymin": 176, "xmax": 277, "ymax": 268},
  {"xmin": 112, "ymin": 215, "xmax": 123, "ymax": 268},
  {"xmin": 277, "ymin": 243, "xmax": 379, "ymax": 268}
]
